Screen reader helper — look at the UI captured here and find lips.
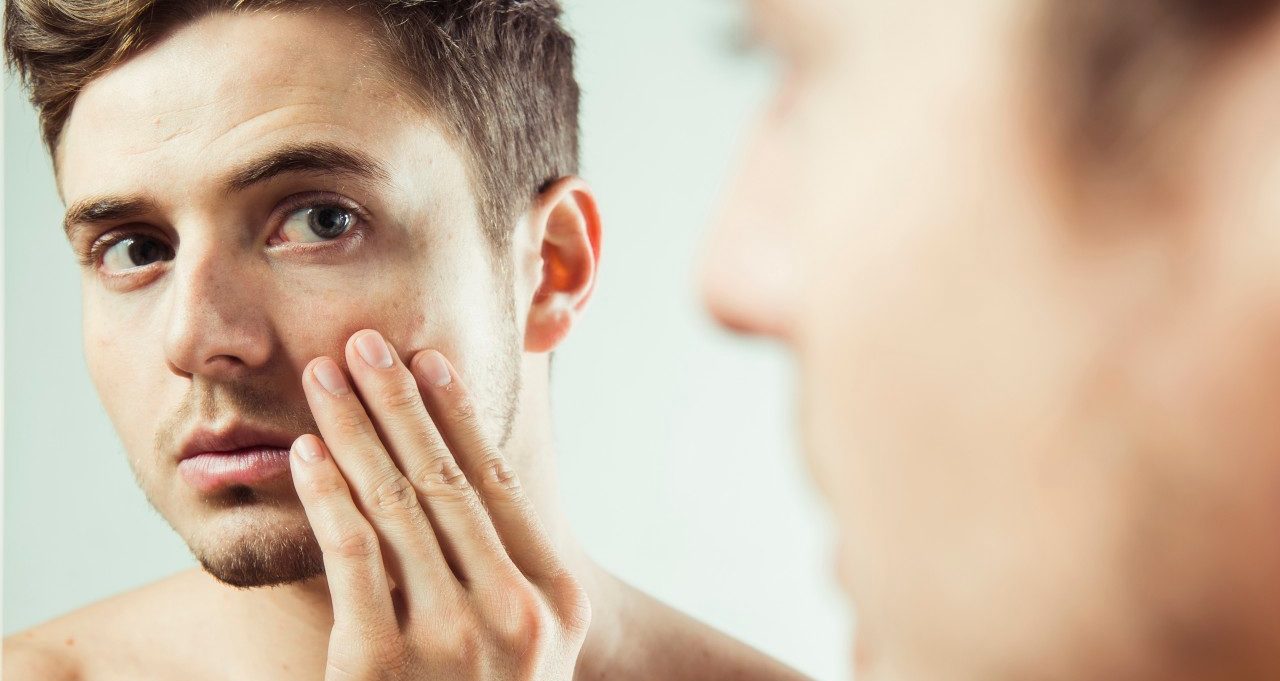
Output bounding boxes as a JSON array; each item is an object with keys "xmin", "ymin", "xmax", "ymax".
[{"xmin": 176, "ymin": 424, "xmax": 301, "ymax": 494}]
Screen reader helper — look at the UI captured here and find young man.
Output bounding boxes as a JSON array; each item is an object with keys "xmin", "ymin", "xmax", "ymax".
[
  {"xmin": 703, "ymin": 0, "xmax": 1280, "ymax": 679},
  {"xmin": 1, "ymin": 1, "xmax": 807, "ymax": 679}
]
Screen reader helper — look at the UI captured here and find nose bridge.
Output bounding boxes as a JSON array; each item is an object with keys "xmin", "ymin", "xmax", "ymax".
[{"xmin": 164, "ymin": 234, "xmax": 272, "ymax": 377}]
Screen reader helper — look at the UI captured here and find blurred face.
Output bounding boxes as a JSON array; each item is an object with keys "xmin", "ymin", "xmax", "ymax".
[
  {"xmin": 705, "ymin": 0, "xmax": 1280, "ymax": 678},
  {"xmin": 58, "ymin": 9, "xmax": 523, "ymax": 587}
]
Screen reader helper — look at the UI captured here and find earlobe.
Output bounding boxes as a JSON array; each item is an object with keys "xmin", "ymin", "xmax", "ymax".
[{"xmin": 523, "ymin": 177, "xmax": 603, "ymax": 353}]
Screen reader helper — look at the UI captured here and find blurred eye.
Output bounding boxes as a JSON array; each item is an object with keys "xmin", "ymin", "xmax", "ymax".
[
  {"xmin": 723, "ymin": 4, "xmax": 768, "ymax": 60},
  {"xmin": 722, "ymin": 2, "xmax": 798, "ymax": 119},
  {"xmin": 281, "ymin": 205, "xmax": 356, "ymax": 243},
  {"xmin": 101, "ymin": 235, "xmax": 174, "ymax": 273}
]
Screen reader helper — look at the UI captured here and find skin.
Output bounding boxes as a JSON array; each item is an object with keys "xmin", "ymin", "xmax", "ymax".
[
  {"xmin": 3, "ymin": 6, "xmax": 808, "ymax": 681},
  {"xmin": 290, "ymin": 344, "xmax": 590, "ymax": 680},
  {"xmin": 703, "ymin": 0, "xmax": 1280, "ymax": 679}
]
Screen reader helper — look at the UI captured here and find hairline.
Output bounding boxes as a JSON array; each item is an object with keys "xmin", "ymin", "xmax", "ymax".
[{"xmin": 45, "ymin": 3, "xmax": 521, "ymax": 250}]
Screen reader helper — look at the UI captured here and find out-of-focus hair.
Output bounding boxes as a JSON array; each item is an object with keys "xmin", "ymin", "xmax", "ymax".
[{"xmin": 1045, "ymin": 0, "xmax": 1280, "ymax": 167}]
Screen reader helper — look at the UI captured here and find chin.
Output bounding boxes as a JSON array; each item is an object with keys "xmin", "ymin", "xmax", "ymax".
[{"xmin": 183, "ymin": 497, "xmax": 326, "ymax": 588}]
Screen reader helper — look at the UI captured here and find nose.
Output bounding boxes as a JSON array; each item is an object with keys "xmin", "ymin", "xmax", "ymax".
[
  {"xmin": 698, "ymin": 122, "xmax": 799, "ymax": 340},
  {"xmin": 698, "ymin": 225, "xmax": 795, "ymax": 338},
  {"xmin": 163, "ymin": 239, "xmax": 273, "ymax": 381}
]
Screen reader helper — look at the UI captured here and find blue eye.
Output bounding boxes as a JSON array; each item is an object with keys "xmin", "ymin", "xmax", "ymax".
[
  {"xmin": 101, "ymin": 236, "xmax": 174, "ymax": 273},
  {"xmin": 281, "ymin": 205, "xmax": 356, "ymax": 243}
]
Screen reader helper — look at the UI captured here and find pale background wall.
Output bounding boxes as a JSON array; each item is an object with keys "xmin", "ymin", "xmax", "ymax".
[{"xmin": 2, "ymin": 2, "xmax": 851, "ymax": 679}]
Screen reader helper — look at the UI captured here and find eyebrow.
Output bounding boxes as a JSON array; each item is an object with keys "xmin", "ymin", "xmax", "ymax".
[
  {"xmin": 62, "ymin": 142, "xmax": 392, "ymax": 239},
  {"xmin": 63, "ymin": 196, "xmax": 158, "ymax": 242},
  {"xmin": 222, "ymin": 141, "xmax": 391, "ymax": 193}
]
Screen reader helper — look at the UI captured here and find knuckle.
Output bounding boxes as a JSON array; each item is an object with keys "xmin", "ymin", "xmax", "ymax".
[
  {"xmin": 404, "ymin": 408, "xmax": 438, "ymax": 438},
  {"xmin": 371, "ymin": 473, "xmax": 418, "ymax": 513},
  {"xmin": 332, "ymin": 408, "xmax": 372, "ymax": 438},
  {"xmin": 452, "ymin": 626, "xmax": 484, "ymax": 668},
  {"xmin": 492, "ymin": 584, "xmax": 550, "ymax": 653},
  {"xmin": 327, "ymin": 526, "xmax": 381, "ymax": 560},
  {"xmin": 379, "ymin": 379, "xmax": 424, "ymax": 413},
  {"xmin": 455, "ymin": 407, "xmax": 494, "ymax": 450},
  {"xmin": 549, "ymin": 573, "xmax": 592, "ymax": 633},
  {"xmin": 475, "ymin": 454, "xmax": 521, "ymax": 496},
  {"xmin": 447, "ymin": 394, "xmax": 480, "ymax": 426},
  {"xmin": 304, "ymin": 471, "xmax": 346, "ymax": 498},
  {"xmin": 413, "ymin": 456, "xmax": 472, "ymax": 500},
  {"xmin": 424, "ymin": 612, "xmax": 483, "ymax": 662},
  {"xmin": 449, "ymin": 398, "xmax": 490, "ymax": 442}
]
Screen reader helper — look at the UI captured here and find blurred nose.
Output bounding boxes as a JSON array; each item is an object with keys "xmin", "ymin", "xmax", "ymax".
[
  {"xmin": 699, "ymin": 122, "xmax": 799, "ymax": 340},
  {"xmin": 163, "ymin": 237, "xmax": 273, "ymax": 381}
]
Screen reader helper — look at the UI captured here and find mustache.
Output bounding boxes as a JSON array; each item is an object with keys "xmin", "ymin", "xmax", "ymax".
[{"xmin": 153, "ymin": 378, "xmax": 320, "ymax": 457}]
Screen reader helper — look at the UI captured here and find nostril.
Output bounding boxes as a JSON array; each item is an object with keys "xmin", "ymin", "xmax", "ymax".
[{"xmin": 166, "ymin": 357, "xmax": 195, "ymax": 379}]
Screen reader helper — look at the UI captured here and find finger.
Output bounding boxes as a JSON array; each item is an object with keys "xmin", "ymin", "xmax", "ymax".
[
  {"xmin": 411, "ymin": 350, "xmax": 568, "ymax": 583},
  {"xmin": 288, "ymin": 434, "xmax": 397, "ymax": 639},
  {"xmin": 345, "ymin": 332, "xmax": 518, "ymax": 589},
  {"xmin": 303, "ymin": 354, "xmax": 458, "ymax": 608}
]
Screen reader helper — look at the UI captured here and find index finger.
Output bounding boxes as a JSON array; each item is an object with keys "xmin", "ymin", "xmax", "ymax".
[{"xmin": 411, "ymin": 350, "xmax": 568, "ymax": 583}]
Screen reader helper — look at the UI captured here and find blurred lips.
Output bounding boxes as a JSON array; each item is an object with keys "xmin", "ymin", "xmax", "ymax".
[{"xmin": 176, "ymin": 424, "xmax": 300, "ymax": 494}]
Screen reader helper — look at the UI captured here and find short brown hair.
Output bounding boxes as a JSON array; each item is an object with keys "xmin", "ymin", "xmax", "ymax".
[{"xmin": 4, "ymin": 0, "xmax": 580, "ymax": 252}]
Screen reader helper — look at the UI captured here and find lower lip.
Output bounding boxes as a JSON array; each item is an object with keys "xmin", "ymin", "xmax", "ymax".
[{"xmin": 178, "ymin": 447, "xmax": 292, "ymax": 494}]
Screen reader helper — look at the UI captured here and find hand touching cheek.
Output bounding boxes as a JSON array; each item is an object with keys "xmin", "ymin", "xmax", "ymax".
[{"xmin": 290, "ymin": 330, "xmax": 590, "ymax": 680}]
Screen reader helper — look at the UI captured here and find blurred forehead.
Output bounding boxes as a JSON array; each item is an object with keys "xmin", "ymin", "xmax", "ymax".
[
  {"xmin": 55, "ymin": 7, "xmax": 432, "ymax": 204},
  {"xmin": 747, "ymin": 0, "xmax": 1028, "ymax": 53},
  {"xmin": 749, "ymin": 0, "xmax": 842, "ymax": 33}
]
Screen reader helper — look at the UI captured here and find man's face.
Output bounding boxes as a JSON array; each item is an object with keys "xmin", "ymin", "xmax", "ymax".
[
  {"xmin": 706, "ymin": 0, "xmax": 1280, "ymax": 677},
  {"xmin": 58, "ymin": 9, "xmax": 522, "ymax": 587}
]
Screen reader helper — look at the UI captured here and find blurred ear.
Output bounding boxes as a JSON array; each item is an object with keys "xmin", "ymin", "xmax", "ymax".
[{"xmin": 522, "ymin": 177, "xmax": 602, "ymax": 353}]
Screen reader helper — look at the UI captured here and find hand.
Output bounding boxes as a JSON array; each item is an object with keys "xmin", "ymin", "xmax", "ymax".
[{"xmin": 288, "ymin": 330, "xmax": 590, "ymax": 681}]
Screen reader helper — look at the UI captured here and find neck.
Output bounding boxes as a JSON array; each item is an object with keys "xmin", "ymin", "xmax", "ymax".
[{"xmin": 248, "ymin": 353, "xmax": 632, "ymax": 679}]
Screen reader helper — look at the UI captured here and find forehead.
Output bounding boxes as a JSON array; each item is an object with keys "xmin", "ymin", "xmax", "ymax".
[{"xmin": 56, "ymin": 7, "xmax": 444, "ymax": 204}]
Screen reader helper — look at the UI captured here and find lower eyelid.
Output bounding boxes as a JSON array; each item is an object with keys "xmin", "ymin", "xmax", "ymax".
[
  {"xmin": 96, "ymin": 261, "xmax": 171, "ymax": 290},
  {"xmin": 268, "ymin": 223, "xmax": 368, "ymax": 252}
]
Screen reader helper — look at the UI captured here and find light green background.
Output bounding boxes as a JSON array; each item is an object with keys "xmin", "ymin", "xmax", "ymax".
[{"xmin": 4, "ymin": 2, "xmax": 849, "ymax": 678}]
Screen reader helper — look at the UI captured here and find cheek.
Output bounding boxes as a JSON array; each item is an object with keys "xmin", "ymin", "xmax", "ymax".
[
  {"xmin": 277, "ymin": 251, "xmax": 508, "ymax": 377},
  {"xmin": 82, "ymin": 288, "xmax": 167, "ymax": 455},
  {"xmin": 1126, "ymin": 279, "xmax": 1280, "ymax": 606},
  {"xmin": 280, "ymin": 276, "xmax": 434, "ymax": 365}
]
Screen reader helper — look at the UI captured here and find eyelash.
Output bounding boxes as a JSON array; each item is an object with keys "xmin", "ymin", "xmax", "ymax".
[{"xmin": 82, "ymin": 192, "xmax": 373, "ymax": 274}]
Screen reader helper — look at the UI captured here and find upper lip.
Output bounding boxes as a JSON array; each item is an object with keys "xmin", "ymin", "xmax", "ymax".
[{"xmin": 177, "ymin": 422, "xmax": 300, "ymax": 462}]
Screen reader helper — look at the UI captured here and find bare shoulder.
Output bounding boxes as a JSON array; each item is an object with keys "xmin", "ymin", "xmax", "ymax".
[
  {"xmin": 4, "ymin": 569, "xmax": 215, "ymax": 681},
  {"xmin": 591, "ymin": 573, "xmax": 813, "ymax": 681},
  {"xmin": 651, "ymin": 611, "xmax": 813, "ymax": 681},
  {"xmin": 4, "ymin": 633, "xmax": 81, "ymax": 681}
]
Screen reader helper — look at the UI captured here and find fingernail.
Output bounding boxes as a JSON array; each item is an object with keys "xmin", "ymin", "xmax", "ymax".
[
  {"xmin": 417, "ymin": 351, "xmax": 452, "ymax": 388},
  {"xmin": 294, "ymin": 437, "xmax": 325, "ymax": 463},
  {"xmin": 313, "ymin": 358, "xmax": 350, "ymax": 395},
  {"xmin": 355, "ymin": 331, "xmax": 394, "ymax": 369}
]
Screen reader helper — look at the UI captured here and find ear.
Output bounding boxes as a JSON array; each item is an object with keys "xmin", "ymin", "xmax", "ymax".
[{"xmin": 523, "ymin": 177, "xmax": 603, "ymax": 353}]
